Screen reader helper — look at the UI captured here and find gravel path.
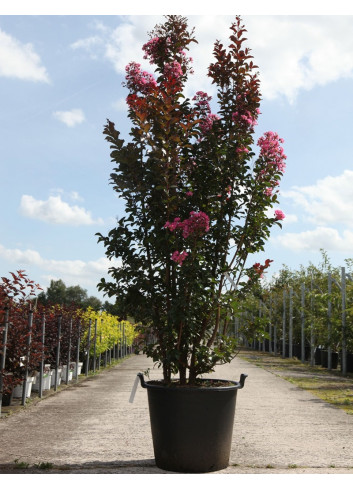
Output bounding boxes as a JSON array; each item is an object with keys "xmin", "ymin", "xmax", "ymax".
[{"xmin": 1, "ymin": 353, "xmax": 353, "ymax": 474}]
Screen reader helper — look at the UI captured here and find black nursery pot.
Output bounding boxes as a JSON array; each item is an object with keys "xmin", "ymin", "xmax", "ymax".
[
  {"xmin": 292, "ymin": 344, "xmax": 302, "ymax": 359},
  {"xmin": 1, "ymin": 390, "xmax": 13, "ymax": 406},
  {"xmin": 321, "ymin": 350, "xmax": 339, "ymax": 369},
  {"xmin": 314, "ymin": 347, "xmax": 322, "ymax": 365},
  {"xmin": 346, "ymin": 353, "xmax": 353, "ymax": 373},
  {"xmin": 138, "ymin": 373, "xmax": 247, "ymax": 473}
]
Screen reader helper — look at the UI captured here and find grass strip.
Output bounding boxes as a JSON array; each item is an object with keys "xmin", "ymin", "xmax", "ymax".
[{"xmin": 238, "ymin": 349, "xmax": 353, "ymax": 415}]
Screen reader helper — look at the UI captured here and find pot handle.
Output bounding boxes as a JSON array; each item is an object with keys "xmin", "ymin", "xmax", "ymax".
[
  {"xmin": 237, "ymin": 373, "xmax": 248, "ymax": 389},
  {"xmin": 137, "ymin": 372, "xmax": 147, "ymax": 388}
]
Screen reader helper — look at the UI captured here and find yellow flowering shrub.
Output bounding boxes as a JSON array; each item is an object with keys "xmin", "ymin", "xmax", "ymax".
[{"xmin": 80, "ymin": 308, "xmax": 137, "ymax": 355}]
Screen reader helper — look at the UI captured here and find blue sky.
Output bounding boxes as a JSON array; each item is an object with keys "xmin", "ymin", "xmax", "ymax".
[{"xmin": 1, "ymin": 3, "xmax": 353, "ymax": 301}]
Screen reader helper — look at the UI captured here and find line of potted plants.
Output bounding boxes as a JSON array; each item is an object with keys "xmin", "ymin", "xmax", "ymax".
[{"xmin": 1, "ymin": 271, "xmax": 137, "ymax": 410}]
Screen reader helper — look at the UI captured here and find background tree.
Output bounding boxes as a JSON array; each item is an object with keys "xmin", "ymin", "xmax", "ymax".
[{"xmin": 38, "ymin": 279, "xmax": 102, "ymax": 311}]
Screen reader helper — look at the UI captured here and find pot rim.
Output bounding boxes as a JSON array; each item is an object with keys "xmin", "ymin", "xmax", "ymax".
[{"xmin": 137, "ymin": 372, "xmax": 247, "ymax": 391}]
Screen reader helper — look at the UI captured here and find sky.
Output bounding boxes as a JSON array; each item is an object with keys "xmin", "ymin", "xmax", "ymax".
[{"xmin": 1, "ymin": 1, "xmax": 353, "ymax": 302}]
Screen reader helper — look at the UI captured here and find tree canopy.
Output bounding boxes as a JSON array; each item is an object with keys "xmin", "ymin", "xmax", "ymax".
[{"xmin": 38, "ymin": 279, "xmax": 103, "ymax": 311}]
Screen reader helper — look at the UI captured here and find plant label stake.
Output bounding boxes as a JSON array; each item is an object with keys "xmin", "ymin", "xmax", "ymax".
[
  {"xmin": 39, "ymin": 313, "xmax": 46, "ymax": 398},
  {"xmin": 54, "ymin": 314, "xmax": 62, "ymax": 392},
  {"xmin": 75, "ymin": 321, "xmax": 81, "ymax": 381},
  {"xmin": 22, "ymin": 307, "xmax": 33, "ymax": 406},
  {"xmin": 0, "ymin": 307, "xmax": 9, "ymax": 415},
  {"xmin": 66, "ymin": 318, "xmax": 72, "ymax": 384},
  {"xmin": 129, "ymin": 374, "xmax": 140, "ymax": 404},
  {"xmin": 85, "ymin": 318, "xmax": 92, "ymax": 376}
]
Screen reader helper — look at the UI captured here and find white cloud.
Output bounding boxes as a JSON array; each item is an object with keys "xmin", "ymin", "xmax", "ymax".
[
  {"xmin": 112, "ymin": 97, "xmax": 128, "ymax": 111},
  {"xmin": 0, "ymin": 245, "xmax": 42, "ymax": 266},
  {"xmin": 48, "ymin": 189, "xmax": 85, "ymax": 202},
  {"xmin": 275, "ymin": 227, "xmax": 353, "ymax": 253},
  {"xmin": 69, "ymin": 191, "xmax": 84, "ymax": 202},
  {"xmin": 282, "ymin": 213, "xmax": 298, "ymax": 224},
  {"xmin": 245, "ymin": 16, "xmax": 353, "ymax": 102},
  {"xmin": 71, "ymin": 15, "xmax": 353, "ymax": 103},
  {"xmin": 71, "ymin": 35, "xmax": 103, "ymax": 51},
  {"xmin": 0, "ymin": 28, "xmax": 50, "ymax": 82},
  {"xmin": 20, "ymin": 194, "xmax": 104, "ymax": 226},
  {"xmin": 53, "ymin": 108, "xmax": 85, "ymax": 127},
  {"xmin": 104, "ymin": 17, "xmax": 157, "ymax": 73},
  {"xmin": 0, "ymin": 243, "xmax": 120, "ymax": 288},
  {"xmin": 276, "ymin": 169, "xmax": 353, "ymax": 253},
  {"xmin": 70, "ymin": 35, "xmax": 103, "ymax": 59},
  {"xmin": 282, "ymin": 169, "xmax": 353, "ymax": 227}
]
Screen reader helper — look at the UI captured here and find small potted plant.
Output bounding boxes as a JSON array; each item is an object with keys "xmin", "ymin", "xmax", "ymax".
[
  {"xmin": 98, "ymin": 15, "xmax": 286, "ymax": 473},
  {"xmin": 12, "ymin": 356, "xmax": 38, "ymax": 399},
  {"xmin": 32, "ymin": 364, "xmax": 53, "ymax": 391},
  {"xmin": 51, "ymin": 366, "xmax": 62, "ymax": 387},
  {"xmin": 70, "ymin": 361, "xmax": 84, "ymax": 377},
  {"xmin": 61, "ymin": 363, "xmax": 74, "ymax": 382}
]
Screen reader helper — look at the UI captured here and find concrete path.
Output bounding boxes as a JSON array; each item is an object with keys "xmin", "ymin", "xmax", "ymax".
[{"xmin": 1, "ymin": 353, "xmax": 353, "ymax": 474}]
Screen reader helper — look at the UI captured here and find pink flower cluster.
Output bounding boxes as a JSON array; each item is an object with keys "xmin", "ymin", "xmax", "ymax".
[
  {"xmin": 274, "ymin": 209, "xmax": 285, "ymax": 220},
  {"xmin": 192, "ymin": 91, "xmax": 220, "ymax": 134},
  {"xmin": 171, "ymin": 250, "xmax": 188, "ymax": 265},
  {"xmin": 232, "ymin": 110, "xmax": 258, "ymax": 128},
  {"xmin": 257, "ymin": 131, "xmax": 286, "ymax": 173},
  {"xmin": 142, "ymin": 37, "xmax": 161, "ymax": 64},
  {"xmin": 236, "ymin": 146, "xmax": 249, "ymax": 154},
  {"xmin": 143, "ymin": 36, "xmax": 193, "ymax": 75},
  {"xmin": 125, "ymin": 62, "xmax": 157, "ymax": 94},
  {"xmin": 199, "ymin": 113, "xmax": 220, "ymax": 134},
  {"xmin": 164, "ymin": 60, "xmax": 183, "ymax": 79},
  {"xmin": 164, "ymin": 211, "xmax": 210, "ymax": 239},
  {"xmin": 193, "ymin": 91, "xmax": 212, "ymax": 114},
  {"xmin": 164, "ymin": 217, "xmax": 182, "ymax": 232}
]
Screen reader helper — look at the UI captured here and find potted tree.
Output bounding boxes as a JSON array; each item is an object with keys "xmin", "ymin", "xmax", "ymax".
[
  {"xmin": 0, "ymin": 271, "xmax": 43, "ymax": 404},
  {"xmin": 6, "ymin": 309, "xmax": 43, "ymax": 400},
  {"xmin": 97, "ymin": 15, "xmax": 286, "ymax": 473}
]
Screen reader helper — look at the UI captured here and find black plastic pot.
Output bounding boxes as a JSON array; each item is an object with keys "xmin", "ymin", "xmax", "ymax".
[
  {"xmin": 346, "ymin": 353, "xmax": 353, "ymax": 373},
  {"xmin": 1, "ymin": 389, "xmax": 13, "ymax": 406},
  {"xmin": 304, "ymin": 346, "xmax": 311, "ymax": 361},
  {"xmin": 314, "ymin": 347, "xmax": 322, "ymax": 365},
  {"xmin": 292, "ymin": 344, "xmax": 302, "ymax": 359},
  {"xmin": 320, "ymin": 350, "xmax": 339, "ymax": 369},
  {"xmin": 138, "ymin": 372, "xmax": 247, "ymax": 473}
]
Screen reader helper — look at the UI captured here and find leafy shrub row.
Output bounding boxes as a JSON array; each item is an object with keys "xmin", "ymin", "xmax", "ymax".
[{"xmin": 0, "ymin": 271, "xmax": 137, "ymax": 395}]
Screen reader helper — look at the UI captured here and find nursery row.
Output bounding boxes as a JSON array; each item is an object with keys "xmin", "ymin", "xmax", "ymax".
[
  {"xmin": 0, "ymin": 271, "xmax": 138, "ymax": 413},
  {"xmin": 0, "ymin": 307, "xmax": 136, "ymax": 406},
  {"xmin": 234, "ymin": 262, "xmax": 353, "ymax": 375},
  {"xmin": 0, "ymin": 304, "xmax": 137, "ymax": 412}
]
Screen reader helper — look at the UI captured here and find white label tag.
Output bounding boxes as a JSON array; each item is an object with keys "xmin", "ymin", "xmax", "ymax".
[{"xmin": 129, "ymin": 375, "xmax": 140, "ymax": 403}]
